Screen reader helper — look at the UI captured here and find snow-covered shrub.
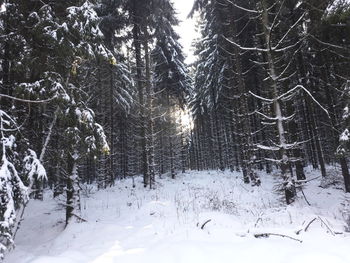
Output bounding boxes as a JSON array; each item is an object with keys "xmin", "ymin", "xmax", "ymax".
[
  {"xmin": 0, "ymin": 111, "xmax": 28, "ymax": 259},
  {"xmin": 0, "ymin": 110, "xmax": 46, "ymax": 259},
  {"xmin": 23, "ymin": 149, "xmax": 47, "ymax": 187},
  {"xmin": 207, "ymin": 192, "xmax": 222, "ymax": 211},
  {"xmin": 0, "ymin": 157, "xmax": 28, "ymax": 260}
]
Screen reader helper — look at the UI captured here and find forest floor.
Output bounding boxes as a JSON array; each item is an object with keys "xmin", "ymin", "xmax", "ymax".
[{"xmin": 5, "ymin": 167, "xmax": 350, "ymax": 263}]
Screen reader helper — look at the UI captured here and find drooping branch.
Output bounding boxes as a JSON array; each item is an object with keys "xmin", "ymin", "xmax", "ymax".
[{"xmin": 0, "ymin": 93, "xmax": 56, "ymax": 103}]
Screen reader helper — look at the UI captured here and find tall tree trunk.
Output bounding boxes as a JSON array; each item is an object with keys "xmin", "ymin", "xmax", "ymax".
[
  {"xmin": 132, "ymin": 22, "xmax": 148, "ymax": 187},
  {"xmin": 180, "ymin": 111, "xmax": 186, "ymax": 173},
  {"xmin": 261, "ymin": 0, "xmax": 295, "ymax": 204},
  {"xmin": 109, "ymin": 64, "xmax": 115, "ymax": 184},
  {"xmin": 231, "ymin": 21, "xmax": 260, "ymax": 185},
  {"xmin": 167, "ymin": 95, "xmax": 176, "ymax": 179},
  {"xmin": 143, "ymin": 27, "xmax": 154, "ymax": 187}
]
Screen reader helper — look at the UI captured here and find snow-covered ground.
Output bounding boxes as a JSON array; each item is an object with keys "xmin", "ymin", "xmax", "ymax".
[{"xmin": 5, "ymin": 168, "xmax": 350, "ymax": 263}]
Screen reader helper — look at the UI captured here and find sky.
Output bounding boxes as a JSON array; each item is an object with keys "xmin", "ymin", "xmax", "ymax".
[{"xmin": 173, "ymin": 0, "xmax": 198, "ymax": 64}]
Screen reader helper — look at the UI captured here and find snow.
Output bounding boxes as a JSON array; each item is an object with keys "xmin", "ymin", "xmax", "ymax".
[
  {"xmin": 24, "ymin": 149, "xmax": 47, "ymax": 182},
  {"xmin": 340, "ymin": 128, "xmax": 349, "ymax": 142},
  {"xmin": 5, "ymin": 168, "xmax": 350, "ymax": 263},
  {"xmin": 327, "ymin": 0, "xmax": 350, "ymax": 13}
]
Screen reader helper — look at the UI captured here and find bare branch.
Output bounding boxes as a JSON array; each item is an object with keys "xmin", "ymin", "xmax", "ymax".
[{"xmin": 225, "ymin": 0, "xmax": 261, "ymax": 14}]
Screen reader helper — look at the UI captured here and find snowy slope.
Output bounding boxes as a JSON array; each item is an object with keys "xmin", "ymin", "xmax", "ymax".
[{"xmin": 5, "ymin": 169, "xmax": 350, "ymax": 263}]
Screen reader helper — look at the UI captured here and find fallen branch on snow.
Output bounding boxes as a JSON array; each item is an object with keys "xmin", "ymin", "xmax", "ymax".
[
  {"xmin": 254, "ymin": 233, "xmax": 303, "ymax": 243},
  {"xmin": 295, "ymin": 176, "xmax": 321, "ymax": 184},
  {"xmin": 300, "ymin": 188, "xmax": 311, "ymax": 206},
  {"xmin": 295, "ymin": 216, "xmax": 343, "ymax": 235},
  {"xmin": 318, "ymin": 216, "xmax": 335, "ymax": 236},
  {"xmin": 72, "ymin": 213, "xmax": 87, "ymax": 223},
  {"xmin": 296, "ymin": 217, "xmax": 317, "ymax": 235},
  {"xmin": 304, "ymin": 217, "xmax": 318, "ymax": 233},
  {"xmin": 199, "ymin": 219, "xmax": 212, "ymax": 230}
]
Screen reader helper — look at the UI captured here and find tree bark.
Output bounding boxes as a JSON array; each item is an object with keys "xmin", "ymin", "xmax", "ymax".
[
  {"xmin": 261, "ymin": 0, "xmax": 295, "ymax": 203},
  {"xmin": 66, "ymin": 151, "xmax": 80, "ymax": 225},
  {"xmin": 132, "ymin": 20, "xmax": 148, "ymax": 187}
]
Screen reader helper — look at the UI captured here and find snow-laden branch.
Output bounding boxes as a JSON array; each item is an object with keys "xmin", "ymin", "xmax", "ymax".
[
  {"xmin": 274, "ymin": 45, "xmax": 303, "ymax": 81},
  {"xmin": 255, "ymin": 110, "xmax": 295, "ymax": 122},
  {"xmin": 309, "ymin": 34, "xmax": 349, "ymax": 51},
  {"xmin": 256, "ymin": 144, "xmax": 280, "ymax": 151},
  {"xmin": 250, "ymin": 85, "xmax": 329, "ymax": 118},
  {"xmin": 0, "ymin": 93, "xmax": 56, "ymax": 104},
  {"xmin": 265, "ymin": 158, "xmax": 283, "ymax": 163},
  {"xmin": 222, "ymin": 35, "xmax": 268, "ymax": 52},
  {"xmin": 274, "ymin": 37, "xmax": 306, "ymax": 53},
  {"xmin": 277, "ymin": 85, "xmax": 330, "ymax": 117},
  {"xmin": 272, "ymin": 13, "xmax": 305, "ymax": 50},
  {"xmin": 24, "ymin": 150, "xmax": 47, "ymax": 185},
  {"xmin": 261, "ymin": 121, "xmax": 276, "ymax": 126},
  {"xmin": 255, "ymin": 111, "xmax": 277, "ymax": 121},
  {"xmin": 0, "ymin": 110, "xmax": 19, "ymax": 132},
  {"xmin": 249, "ymin": 91, "xmax": 273, "ymax": 102},
  {"xmin": 256, "ymin": 141, "xmax": 302, "ymax": 151},
  {"xmin": 224, "ymin": 0, "xmax": 260, "ymax": 14},
  {"xmin": 269, "ymin": 0, "xmax": 287, "ymax": 49}
]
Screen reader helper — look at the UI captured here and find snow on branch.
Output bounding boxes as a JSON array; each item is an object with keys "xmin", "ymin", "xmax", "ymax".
[
  {"xmin": 222, "ymin": 35, "xmax": 268, "ymax": 52},
  {"xmin": 224, "ymin": 0, "xmax": 261, "ymax": 14},
  {"xmin": 249, "ymin": 91, "xmax": 273, "ymax": 102},
  {"xmin": 269, "ymin": 0, "xmax": 286, "ymax": 33},
  {"xmin": 24, "ymin": 149, "xmax": 47, "ymax": 187},
  {"xmin": 272, "ymin": 13, "xmax": 305, "ymax": 51},
  {"xmin": 0, "ymin": 113, "xmax": 29, "ymax": 259},
  {"xmin": 256, "ymin": 141, "xmax": 302, "ymax": 152},
  {"xmin": 251, "ymin": 85, "xmax": 330, "ymax": 118},
  {"xmin": 264, "ymin": 158, "xmax": 283, "ymax": 164},
  {"xmin": 0, "ymin": 93, "xmax": 56, "ymax": 104},
  {"xmin": 256, "ymin": 144, "xmax": 280, "ymax": 151},
  {"xmin": 255, "ymin": 111, "xmax": 277, "ymax": 121},
  {"xmin": 278, "ymin": 85, "xmax": 330, "ymax": 117},
  {"xmin": 274, "ymin": 37, "xmax": 306, "ymax": 53},
  {"xmin": 309, "ymin": 34, "xmax": 349, "ymax": 51}
]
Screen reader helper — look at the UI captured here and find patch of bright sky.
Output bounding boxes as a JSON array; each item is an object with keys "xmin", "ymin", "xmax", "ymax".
[{"xmin": 173, "ymin": 0, "xmax": 199, "ymax": 65}]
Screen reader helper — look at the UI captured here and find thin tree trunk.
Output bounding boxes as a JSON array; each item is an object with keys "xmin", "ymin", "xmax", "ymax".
[
  {"xmin": 132, "ymin": 21, "xmax": 148, "ymax": 187},
  {"xmin": 340, "ymin": 156, "xmax": 350, "ymax": 193},
  {"xmin": 180, "ymin": 112, "xmax": 186, "ymax": 173},
  {"xmin": 261, "ymin": 0, "xmax": 295, "ymax": 204},
  {"xmin": 109, "ymin": 64, "xmax": 115, "ymax": 184},
  {"xmin": 231, "ymin": 20, "xmax": 259, "ymax": 185},
  {"xmin": 143, "ymin": 26, "xmax": 154, "ymax": 187},
  {"xmin": 66, "ymin": 151, "xmax": 80, "ymax": 225}
]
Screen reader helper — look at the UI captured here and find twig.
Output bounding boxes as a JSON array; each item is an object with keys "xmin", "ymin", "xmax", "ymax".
[
  {"xmin": 72, "ymin": 213, "xmax": 87, "ymax": 223},
  {"xmin": 296, "ymin": 176, "xmax": 321, "ymax": 184},
  {"xmin": 201, "ymin": 219, "xmax": 212, "ymax": 230},
  {"xmin": 296, "ymin": 217, "xmax": 343, "ymax": 235},
  {"xmin": 240, "ymin": 184, "xmax": 250, "ymax": 192},
  {"xmin": 296, "ymin": 217, "xmax": 317, "ymax": 235},
  {"xmin": 254, "ymin": 217, "xmax": 263, "ymax": 228},
  {"xmin": 304, "ymin": 217, "xmax": 317, "ymax": 232},
  {"xmin": 318, "ymin": 216, "xmax": 335, "ymax": 236},
  {"xmin": 254, "ymin": 233, "xmax": 303, "ymax": 243},
  {"xmin": 300, "ymin": 188, "xmax": 311, "ymax": 206}
]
